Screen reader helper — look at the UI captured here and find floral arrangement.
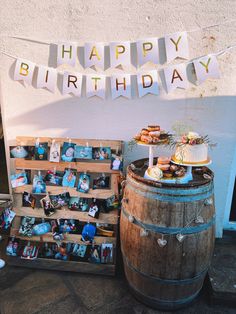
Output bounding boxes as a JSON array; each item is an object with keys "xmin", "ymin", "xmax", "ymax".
[{"xmin": 180, "ymin": 132, "xmax": 209, "ymax": 146}]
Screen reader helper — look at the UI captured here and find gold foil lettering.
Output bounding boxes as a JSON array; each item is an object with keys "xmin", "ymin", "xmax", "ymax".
[
  {"xmin": 170, "ymin": 36, "xmax": 182, "ymax": 52},
  {"xmin": 142, "ymin": 42, "xmax": 153, "ymax": 57},
  {"xmin": 89, "ymin": 46, "xmax": 101, "ymax": 60},
  {"xmin": 171, "ymin": 69, "xmax": 183, "ymax": 83},
  {"xmin": 91, "ymin": 77, "xmax": 101, "ymax": 91},
  {"xmin": 199, "ymin": 58, "xmax": 211, "ymax": 73},
  {"xmin": 62, "ymin": 45, "xmax": 73, "ymax": 59},
  {"xmin": 115, "ymin": 45, "xmax": 125, "ymax": 59},
  {"xmin": 116, "ymin": 78, "xmax": 126, "ymax": 90},
  {"xmin": 142, "ymin": 75, "xmax": 153, "ymax": 88},
  {"xmin": 67, "ymin": 75, "xmax": 77, "ymax": 88},
  {"xmin": 19, "ymin": 63, "xmax": 29, "ymax": 76}
]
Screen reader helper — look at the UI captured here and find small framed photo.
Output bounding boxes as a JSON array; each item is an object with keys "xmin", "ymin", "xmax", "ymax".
[
  {"xmin": 68, "ymin": 196, "xmax": 80, "ymax": 210},
  {"xmin": 74, "ymin": 145, "xmax": 93, "ymax": 160},
  {"xmin": 40, "ymin": 195, "xmax": 55, "ymax": 217},
  {"xmin": 61, "ymin": 142, "xmax": 76, "ymax": 162},
  {"xmin": 44, "ymin": 170, "xmax": 64, "ymax": 186},
  {"xmin": 10, "ymin": 172, "xmax": 28, "ymax": 188},
  {"xmin": 88, "ymin": 200, "xmax": 100, "ymax": 219},
  {"xmin": 35, "ymin": 142, "xmax": 48, "ymax": 160},
  {"xmin": 49, "ymin": 142, "xmax": 61, "ymax": 163},
  {"xmin": 92, "ymin": 147, "xmax": 111, "ymax": 160},
  {"xmin": 10, "ymin": 146, "xmax": 29, "ymax": 159},
  {"xmin": 78, "ymin": 198, "xmax": 89, "ymax": 212},
  {"xmin": 111, "ymin": 151, "xmax": 123, "ymax": 171},
  {"xmin": 50, "ymin": 192, "xmax": 70, "ymax": 208},
  {"xmin": 32, "ymin": 174, "xmax": 46, "ymax": 194},
  {"xmin": 62, "ymin": 168, "xmax": 77, "ymax": 188},
  {"xmin": 22, "ymin": 191, "xmax": 36, "ymax": 209},
  {"xmin": 0, "ymin": 208, "xmax": 16, "ymax": 230},
  {"xmin": 93, "ymin": 173, "xmax": 110, "ymax": 190},
  {"xmin": 77, "ymin": 174, "xmax": 90, "ymax": 193},
  {"xmin": 89, "ymin": 245, "xmax": 101, "ymax": 263},
  {"xmin": 101, "ymin": 243, "xmax": 113, "ymax": 264}
]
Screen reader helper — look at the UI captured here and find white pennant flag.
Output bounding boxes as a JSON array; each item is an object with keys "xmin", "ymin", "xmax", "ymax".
[
  {"xmin": 62, "ymin": 72, "xmax": 83, "ymax": 96},
  {"xmin": 109, "ymin": 42, "xmax": 131, "ymax": 68},
  {"xmin": 136, "ymin": 38, "xmax": 159, "ymax": 66},
  {"xmin": 84, "ymin": 43, "xmax": 105, "ymax": 69},
  {"xmin": 193, "ymin": 55, "xmax": 220, "ymax": 84},
  {"xmin": 164, "ymin": 63, "xmax": 189, "ymax": 93},
  {"xmin": 36, "ymin": 66, "xmax": 57, "ymax": 92},
  {"xmin": 111, "ymin": 74, "xmax": 131, "ymax": 99},
  {"xmin": 14, "ymin": 58, "xmax": 36, "ymax": 86},
  {"xmin": 57, "ymin": 42, "xmax": 77, "ymax": 67},
  {"xmin": 86, "ymin": 74, "xmax": 106, "ymax": 99},
  {"xmin": 137, "ymin": 70, "xmax": 159, "ymax": 97},
  {"xmin": 164, "ymin": 32, "xmax": 189, "ymax": 63}
]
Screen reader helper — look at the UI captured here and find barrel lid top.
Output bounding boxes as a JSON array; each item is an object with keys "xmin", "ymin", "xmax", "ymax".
[{"xmin": 128, "ymin": 158, "xmax": 214, "ymax": 188}]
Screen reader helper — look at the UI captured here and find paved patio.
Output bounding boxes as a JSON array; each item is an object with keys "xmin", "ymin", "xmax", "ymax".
[{"xmin": 0, "ymin": 237, "xmax": 235, "ymax": 314}]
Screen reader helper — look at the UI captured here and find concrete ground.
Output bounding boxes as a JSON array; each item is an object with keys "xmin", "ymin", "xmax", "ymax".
[{"xmin": 0, "ymin": 238, "xmax": 236, "ymax": 314}]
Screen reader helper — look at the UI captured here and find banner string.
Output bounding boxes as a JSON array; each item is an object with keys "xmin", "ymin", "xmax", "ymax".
[
  {"xmin": 1, "ymin": 43, "xmax": 236, "ymax": 76},
  {"xmin": 0, "ymin": 19, "xmax": 235, "ymax": 46}
]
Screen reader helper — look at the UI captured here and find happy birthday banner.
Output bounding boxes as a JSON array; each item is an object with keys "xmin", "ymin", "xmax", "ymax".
[{"xmin": 5, "ymin": 30, "xmax": 233, "ymax": 98}]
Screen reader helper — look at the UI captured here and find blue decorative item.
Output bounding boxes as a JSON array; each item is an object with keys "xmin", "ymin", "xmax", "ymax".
[
  {"xmin": 81, "ymin": 223, "xmax": 96, "ymax": 242},
  {"xmin": 10, "ymin": 146, "xmax": 28, "ymax": 158},
  {"xmin": 32, "ymin": 222, "xmax": 51, "ymax": 236},
  {"xmin": 61, "ymin": 142, "xmax": 76, "ymax": 162}
]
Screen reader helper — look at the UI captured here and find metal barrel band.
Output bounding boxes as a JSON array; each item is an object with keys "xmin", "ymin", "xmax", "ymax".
[
  {"xmin": 127, "ymin": 179, "xmax": 213, "ymax": 203},
  {"xmin": 122, "ymin": 251, "xmax": 208, "ymax": 285},
  {"xmin": 127, "ymin": 175, "xmax": 214, "ymax": 196},
  {"xmin": 127, "ymin": 279, "xmax": 202, "ymax": 308},
  {"xmin": 122, "ymin": 206, "xmax": 215, "ymax": 235}
]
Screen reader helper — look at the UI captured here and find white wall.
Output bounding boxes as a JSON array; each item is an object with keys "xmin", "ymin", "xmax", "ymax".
[{"xmin": 1, "ymin": 0, "xmax": 236, "ymax": 237}]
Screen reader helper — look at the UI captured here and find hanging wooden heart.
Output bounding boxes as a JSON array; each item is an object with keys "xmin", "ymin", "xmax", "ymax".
[
  {"xmin": 176, "ymin": 233, "xmax": 186, "ymax": 242},
  {"xmin": 195, "ymin": 216, "xmax": 204, "ymax": 224},
  {"xmin": 157, "ymin": 238, "xmax": 167, "ymax": 247}
]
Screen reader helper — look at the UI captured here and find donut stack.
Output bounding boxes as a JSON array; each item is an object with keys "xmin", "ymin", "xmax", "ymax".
[
  {"xmin": 134, "ymin": 125, "xmax": 168, "ymax": 144},
  {"xmin": 156, "ymin": 156, "xmax": 185, "ymax": 178}
]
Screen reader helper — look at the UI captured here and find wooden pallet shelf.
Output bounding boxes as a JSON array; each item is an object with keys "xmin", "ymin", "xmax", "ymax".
[{"xmin": 8, "ymin": 136, "xmax": 123, "ymax": 275}]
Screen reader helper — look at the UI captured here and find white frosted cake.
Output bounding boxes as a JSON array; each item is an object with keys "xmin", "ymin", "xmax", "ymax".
[
  {"xmin": 173, "ymin": 132, "xmax": 209, "ymax": 164},
  {"xmin": 174, "ymin": 143, "xmax": 208, "ymax": 164}
]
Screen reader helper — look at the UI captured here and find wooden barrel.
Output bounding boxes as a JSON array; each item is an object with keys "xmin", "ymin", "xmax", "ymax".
[{"xmin": 120, "ymin": 158, "xmax": 215, "ymax": 310}]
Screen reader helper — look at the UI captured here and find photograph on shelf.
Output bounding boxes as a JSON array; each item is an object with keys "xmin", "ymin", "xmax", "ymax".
[
  {"xmin": 32, "ymin": 221, "xmax": 52, "ymax": 236},
  {"xmin": 6, "ymin": 237, "xmax": 19, "ymax": 256},
  {"xmin": 78, "ymin": 198, "xmax": 89, "ymax": 212},
  {"xmin": 22, "ymin": 191, "xmax": 36, "ymax": 209},
  {"xmin": 74, "ymin": 145, "xmax": 93, "ymax": 160},
  {"xmin": 10, "ymin": 145, "xmax": 29, "ymax": 158},
  {"xmin": 92, "ymin": 147, "xmax": 111, "ymax": 160},
  {"xmin": 59, "ymin": 219, "xmax": 77, "ymax": 233},
  {"xmin": 44, "ymin": 170, "xmax": 64, "ymax": 186},
  {"xmin": 77, "ymin": 173, "xmax": 90, "ymax": 193},
  {"xmin": 68, "ymin": 196, "xmax": 80, "ymax": 210},
  {"xmin": 40, "ymin": 195, "xmax": 55, "ymax": 217},
  {"xmin": 71, "ymin": 243, "xmax": 89, "ymax": 262},
  {"xmin": 39, "ymin": 242, "xmax": 56, "ymax": 259},
  {"xmin": 81, "ymin": 223, "xmax": 96, "ymax": 242},
  {"xmin": 21, "ymin": 242, "xmax": 39, "ymax": 260},
  {"xmin": 0, "ymin": 207, "xmax": 16, "ymax": 230},
  {"xmin": 101, "ymin": 243, "xmax": 113, "ymax": 264},
  {"xmin": 88, "ymin": 199, "xmax": 100, "ymax": 219},
  {"xmin": 110, "ymin": 150, "xmax": 123, "ymax": 171},
  {"xmin": 19, "ymin": 216, "xmax": 36, "ymax": 237},
  {"xmin": 10, "ymin": 171, "xmax": 28, "ymax": 188},
  {"xmin": 62, "ymin": 168, "xmax": 77, "ymax": 188},
  {"xmin": 32, "ymin": 173, "xmax": 46, "ymax": 194},
  {"xmin": 92, "ymin": 173, "xmax": 110, "ymax": 189},
  {"xmin": 50, "ymin": 192, "xmax": 70, "ymax": 208},
  {"xmin": 35, "ymin": 142, "xmax": 48, "ymax": 160},
  {"xmin": 89, "ymin": 244, "xmax": 101, "ymax": 263},
  {"xmin": 55, "ymin": 243, "xmax": 69, "ymax": 261},
  {"xmin": 61, "ymin": 142, "xmax": 76, "ymax": 162},
  {"xmin": 49, "ymin": 141, "xmax": 61, "ymax": 162}
]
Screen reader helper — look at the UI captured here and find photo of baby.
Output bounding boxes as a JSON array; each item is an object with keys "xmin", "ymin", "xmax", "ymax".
[
  {"xmin": 74, "ymin": 145, "xmax": 92, "ymax": 160},
  {"xmin": 10, "ymin": 172, "xmax": 28, "ymax": 188},
  {"xmin": 62, "ymin": 168, "xmax": 77, "ymax": 188},
  {"xmin": 61, "ymin": 142, "xmax": 76, "ymax": 162},
  {"xmin": 35, "ymin": 142, "xmax": 48, "ymax": 160},
  {"xmin": 49, "ymin": 142, "xmax": 61, "ymax": 163},
  {"xmin": 77, "ymin": 174, "xmax": 90, "ymax": 193},
  {"xmin": 44, "ymin": 170, "xmax": 63, "ymax": 186},
  {"xmin": 88, "ymin": 200, "xmax": 100, "ymax": 219},
  {"xmin": 32, "ymin": 174, "xmax": 46, "ymax": 194},
  {"xmin": 68, "ymin": 197, "xmax": 80, "ymax": 210},
  {"xmin": 110, "ymin": 152, "xmax": 123, "ymax": 171},
  {"xmin": 93, "ymin": 173, "xmax": 110, "ymax": 190},
  {"xmin": 92, "ymin": 147, "xmax": 111, "ymax": 160},
  {"xmin": 22, "ymin": 191, "xmax": 36, "ymax": 209},
  {"xmin": 10, "ymin": 146, "xmax": 29, "ymax": 159}
]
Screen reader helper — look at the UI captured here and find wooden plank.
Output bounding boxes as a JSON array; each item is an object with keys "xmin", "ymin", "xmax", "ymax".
[
  {"xmin": 10, "ymin": 230, "xmax": 116, "ymax": 245},
  {"xmin": 12, "ymin": 207, "xmax": 119, "ymax": 224},
  {"xmin": 15, "ymin": 136, "xmax": 123, "ymax": 150},
  {"xmin": 15, "ymin": 159, "xmax": 120, "ymax": 174},
  {"xmin": 13, "ymin": 185, "xmax": 115, "ymax": 199},
  {"xmin": 6, "ymin": 256, "xmax": 116, "ymax": 275}
]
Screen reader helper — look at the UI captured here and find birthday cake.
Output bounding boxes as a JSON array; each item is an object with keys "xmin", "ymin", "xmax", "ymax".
[{"xmin": 173, "ymin": 132, "xmax": 209, "ymax": 164}]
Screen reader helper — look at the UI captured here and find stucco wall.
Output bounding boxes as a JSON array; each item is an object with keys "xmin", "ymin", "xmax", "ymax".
[{"xmin": 1, "ymin": 0, "xmax": 236, "ymax": 237}]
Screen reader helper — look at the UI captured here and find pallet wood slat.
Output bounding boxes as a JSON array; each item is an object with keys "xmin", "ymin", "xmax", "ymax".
[{"xmin": 9, "ymin": 136, "xmax": 123, "ymax": 275}]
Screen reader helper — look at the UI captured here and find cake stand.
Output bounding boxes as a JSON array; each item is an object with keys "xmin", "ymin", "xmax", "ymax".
[
  {"xmin": 170, "ymin": 157, "xmax": 212, "ymax": 183},
  {"xmin": 136, "ymin": 140, "xmax": 167, "ymax": 168}
]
